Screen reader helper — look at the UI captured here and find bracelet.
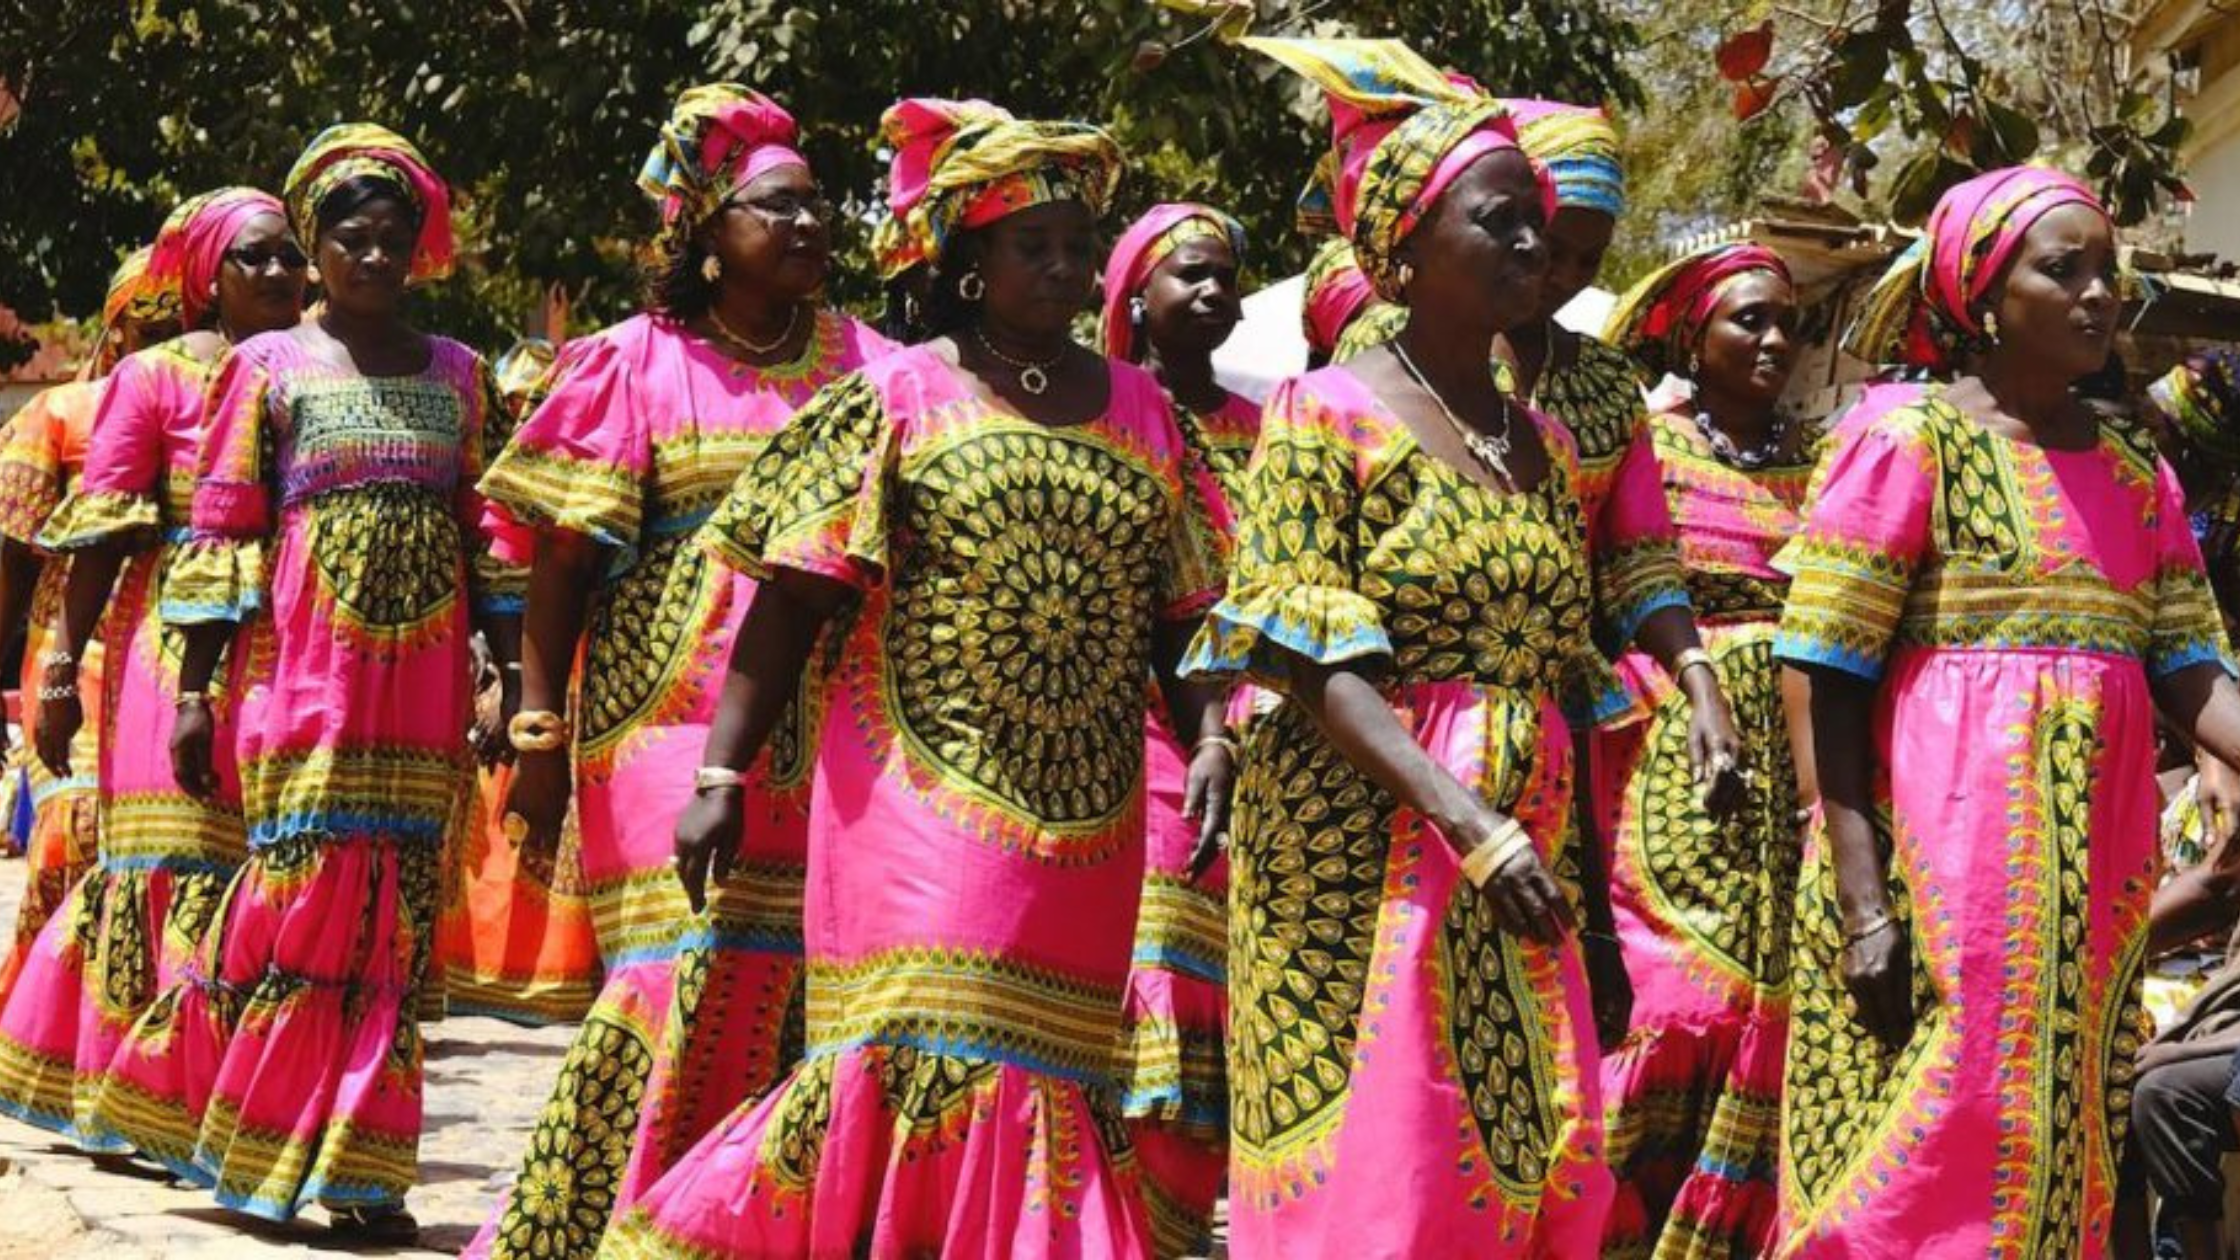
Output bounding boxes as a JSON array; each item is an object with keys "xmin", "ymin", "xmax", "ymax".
[
  {"xmin": 1193, "ymin": 733, "xmax": 1239, "ymax": 758},
  {"xmin": 693, "ymin": 765, "xmax": 745, "ymax": 793},
  {"xmin": 1458, "ymin": 817, "xmax": 1535, "ymax": 888},
  {"xmin": 508, "ymin": 709, "xmax": 572, "ymax": 753},
  {"xmin": 38, "ymin": 684, "xmax": 77, "ymax": 702},
  {"xmin": 39, "ymin": 648, "xmax": 73, "ymax": 670},
  {"xmin": 503, "ymin": 661, "xmax": 523, "ymax": 673},
  {"xmin": 1581, "ymin": 929, "xmax": 1621, "ymax": 948},
  {"xmin": 1843, "ymin": 911, "xmax": 1898, "ymax": 946},
  {"xmin": 1672, "ymin": 647, "xmax": 1716, "ymax": 681},
  {"xmin": 174, "ymin": 690, "xmax": 210, "ymax": 710}
]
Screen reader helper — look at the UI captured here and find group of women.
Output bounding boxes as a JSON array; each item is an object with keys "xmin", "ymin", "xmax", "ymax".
[{"xmin": 1, "ymin": 26, "xmax": 2239, "ymax": 1260}]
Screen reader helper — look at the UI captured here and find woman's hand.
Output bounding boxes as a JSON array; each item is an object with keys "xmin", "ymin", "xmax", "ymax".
[
  {"xmin": 1684, "ymin": 676, "xmax": 1749, "ymax": 820},
  {"xmin": 1183, "ymin": 738, "xmax": 1236, "ymax": 881},
  {"xmin": 1464, "ymin": 814, "xmax": 1575, "ymax": 945},
  {"xmin": 1840, "ymin": 911, "xmax": 1914, "ymax": 1049},
  {"xmin": 1582, "ymin": 931, "xmax": 1633, "ymax": 1051},
  {"xmin": 34, "ymin": 684, "xmax": 82, "ymax": 778},
  {"xmin": 673, "ymin": 784, "xmax": 745, "ymax": 914},
  {"xmin": 478, "ymin": 666, "xmax": 523, "ymax": 768},
  {"xmin": 504, "ymin": 748, "xmax": 570, "ymax": 883},
  {"xmin": 170, "ymin": 696, "xmax": 221, "ymax": 799},
  {"xmin": 2196, "ymin": 752, "xmax": 2240, "ymax": 850}
]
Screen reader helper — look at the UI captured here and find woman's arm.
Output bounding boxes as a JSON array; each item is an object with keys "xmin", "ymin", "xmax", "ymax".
[
  {"xmin": 1635, "ymin": 607, "xmax": 1747, "ymax": 817},
  {"xmin": 1153, "ymin": 616, "xmax": 1233, "ymax": 880},
  {"xmin": 30, "ymin": 541, "xmax": 124, "ymax": 776},
  {"xmin": 498, "ymin": 529, "xmax": 603, "ymax": 865},
  {"xmin": 0, "ymin": 537, "xmax": 41, "ymax": 760},
  {"xmin": 1799, "ymin": 665, "xmax": 1912, "ymax": 1047},
  {"xmin": 168, "ymin": 621, "xmax": 237, "ymax": 799}
]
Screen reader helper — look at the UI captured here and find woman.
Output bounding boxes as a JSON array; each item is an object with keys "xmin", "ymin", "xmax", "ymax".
[
  {"xmin": 0, "ymin": 189, "xmax": 305, "ymax": 1148},
  {"xmin": 466, "ymin": 83, "xmax": 895, "ymax": 1260},
  {"xmin": 1100, "ymin": 201, "xmax": 1254, "ymax": 1257},
  {"xmin": 1594, "ymin": 242, "xmax": 1809, "ymax": 1258},
  {"xmin": 1304, "ymin": 237, "xmax": 1384, "ymax": 367},
  {"xmin": 1188, "ymin": 36, "xmax": 1693, "ymax": 1256},
  {"xmin": 0, "ymin": 248, "xmax": 171, "ymax": 1008},
  {"xmin": 600, "ymin": 97, "xmax": 1233, "ymax": 1259},
  {"xmin": 1772, "ymin": 165, "xmax": 2240, "ymax": 1257},
  {"xmin": 87, "ymin": 124, "xmax": 517, "ymax": 1240}
]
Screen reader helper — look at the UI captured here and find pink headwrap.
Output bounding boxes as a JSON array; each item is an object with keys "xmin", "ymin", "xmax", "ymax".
[
  {"xmin": 285, "ymin": 123, "xmax": 456, "ymax": 283},
  {"xmin": 1098, "ymin": 203, "xmax": 1246, "ymax": 361},
  {"xmin": 637, "ymin": 84, "xmax": 808, "ymax": 231},
  {"xmin": 879, "ymin": 97, "xmax": 1122, "ymax": 270},
  {"xmin": 1301, "ymin": 237, "xmax": 1377, "ymax": 357},
  {"xmin": 1604, "ymin": 241, "xmax": 1792, "ymax": 374},
  {"xmin": 150, "ymin": 187, "xmax": 287, "ymax": 328}
]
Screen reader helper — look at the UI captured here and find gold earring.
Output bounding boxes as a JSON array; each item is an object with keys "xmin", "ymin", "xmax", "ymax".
[
  {"xmin": 701, "ymin": 254, "xmax": 721, "ymax": 284},
  {"xmin": 1396, "ymin": 262, "xmax": 1416, "ymax": 290},
  {"xmin": 1983, "ymin": 311, "xmax": 2001, "ymax": 344},
  {"xmin": 958, "ymin": 269, "xmax": 985, "ymax": 302}
]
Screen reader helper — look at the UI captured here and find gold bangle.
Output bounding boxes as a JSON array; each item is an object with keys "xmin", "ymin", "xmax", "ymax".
[
  {"xmin": 174, "ymin": 690, "xmax": 210, "ymax": 709},
  {"xmin": 1672, "ymin": 647, "xmax": 1717, "ymax": 680},
  {"xmin": 694, "ymin": 765, "xmax": 745, "ymax": 793},
  {"xmin": 508, "ymin": 709, "xmax": 572, "ymax": 753},
  {"xmin": 1843, "ymin": 910, "xmax": 1897, "ymax": 946},
  {"xmin": 1193, "ymin": 733, "xmax": 1239, "ymax": 758},
  {"xmin": 1459, "ymin": 818, "xmax": 1535, "ymax": 888}
]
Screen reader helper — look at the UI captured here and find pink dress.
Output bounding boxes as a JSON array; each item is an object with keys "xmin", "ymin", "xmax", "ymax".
[
  {"xmin": 467, "ymin": 310, "xmax": 892, "ymax": 1260},
  {"xmin": 0, "ymin": 380, "xmax": 105, "ymax": 1011},
  {"xmin": 88, "ymin": 330, "xmax": 515, "ymax": 1219},
  {"xmin": 1123, "ymin": 388, "xmax": 1259, "ymax": 1257},
  {"xmin": 602, "ymin": 345, "xmax": 1230, "ymax": 1259},
  {"xmin": 1769, "ymin": 392, "xmax": 2232, "ymax": 1257},
  {"xmin": 0, "ymin": 342, "xmax": 249, "ymax": 1148},
  {"xmin": 1596, "ymin": 410, "xmax": 1817, "ymax": 1258},
  {"xmin": 1185, "ymin": 366, "xmax": 1614, "ymax": 1259}
]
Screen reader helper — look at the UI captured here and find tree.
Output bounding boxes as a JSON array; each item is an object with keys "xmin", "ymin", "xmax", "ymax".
[{"xmin": 0, "ymin": 1, "xmax": 1643, "ymax": 368}]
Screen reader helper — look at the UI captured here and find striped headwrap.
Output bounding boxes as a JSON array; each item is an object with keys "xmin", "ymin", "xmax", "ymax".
[
  {"xmin": 1605, "ymin": 241, "xmax": 1791, "ymax": 377},
  {"xmin": 1507, "ymin": 98, "xmax": 1626, "ymax": 218},
  {"xmin": 637, "ymin": 84, "xmax": 807, "ymax": 241},
  {"xmin": 284, "ymin": 123, "xmax": 455, "ymax": 283},
  {"xmin": 1098, "ymin": 203, "xmax": 1246, "ymax": 361},
  {"xmin": 1843, "ymin": 164, "xmax": 2106, "ymax": 372},
  {"xmin": 1240, "ymin": 37, "xmax": 1551, "ymax": 301},
  {"xmin": 149, "ymin": 186, "xmax": 288, "ymax": 328},
  {"xmin": 880, "ymin": 97, "xmax": 1123, "ymax": 271},
  {"xmin": 1301, "ymin": 237, "xmax": 1376, "ymax": 358},
  {"xmin": 87, "ymin": 246, "xmax": 163, "ymax": 379},
  {"xmin": 2149, "ymin": 349, "xmax": 2240, "ymax": 472}
]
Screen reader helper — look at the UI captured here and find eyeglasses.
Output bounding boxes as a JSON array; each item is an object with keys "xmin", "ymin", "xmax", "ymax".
[
  {"xmin": 224, "ymin": 244, "xmax": 310, "ymax": 272},
  {"xmin": 725, "ymin": 193, "xmax": 830, "ymax": 226}
]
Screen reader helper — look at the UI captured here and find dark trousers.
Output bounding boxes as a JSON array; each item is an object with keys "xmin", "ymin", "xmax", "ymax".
[{"xmin": 2127, "ymin": 1049, "xmax": 2240, "ymax": 1222}]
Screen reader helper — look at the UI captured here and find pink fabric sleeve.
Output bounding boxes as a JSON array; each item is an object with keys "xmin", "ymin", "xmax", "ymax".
[
  {"xmin": 476, "ymin": 332, "xmax": 646, "ymax": 570},
  {"xmin": 2148, "ymin": 455, "xmax": 2236, "ymax": 677},
  {"xmin": 37, "ymin": 355, "xmax": 171, "ymax": 549},
  {"xmin": 162, "ymin": 344, "xmax": 275, "ymax": 624},
  {"xmin": 1771, "ymin": 412, "xmax": 1938, "ymax": 681}
]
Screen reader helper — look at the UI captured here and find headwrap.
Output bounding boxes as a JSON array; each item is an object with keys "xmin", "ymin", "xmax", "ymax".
[
  {"xmin": 284, "ymin": 122, "xmax": 456, "ymax": 283},
  {"xmin": 101, "ymin": 246, "xmax": 164, "ymax": 331},
  {"xmin": 1098, "ymin": 203, "xmax": 1246, "ymax": 361},
  {"xmin": 1240, "ymin": 37, "xmax": 1551, "ymax": 301},
  {"xmin": 1842, "ymin": 164, "xmax": 2106, "ymax": 371},
  {"xmin": 879, "ymin": 97, "xmax": 1123, "ymax": 271},
  {"xmin": 2149, "ymin": 349, "xmax": 2240, "ymax": 471},
  {"xmin": 148, "ymin": 187, "xmax": 288, "ymax": 329},
  {"xmin": 637, "ymin": 84, "xmax": 808, "ymax": 237},
  {"xmin": 1507, "ymin": 98, "xmax": 1626, "ymax": 218},
  {"xmin": 1604, "ymin": 241, "xmax": 1791, "ymax": 376},
  {"xmin": 1301, "ymin": 237, "xmax": 1377, "ymax": 357}
]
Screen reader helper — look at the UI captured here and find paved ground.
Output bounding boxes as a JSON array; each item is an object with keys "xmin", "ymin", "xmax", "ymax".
[{"xmin": 0, "ymin": 853, "xmax": 573, "ymax": 1258}]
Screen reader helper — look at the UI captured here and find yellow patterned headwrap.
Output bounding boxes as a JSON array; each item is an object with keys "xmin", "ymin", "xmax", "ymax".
[
  {"xmin": 284, "ymin": 123, "xmax": 455, "ymax": 282},
  {"xmin": 881, "ymin": 97, "xmax": 1123, "ymax": 270},
  {"xmin": 101, "ymin": 246, "xmax": 165, "ymax": 329}
]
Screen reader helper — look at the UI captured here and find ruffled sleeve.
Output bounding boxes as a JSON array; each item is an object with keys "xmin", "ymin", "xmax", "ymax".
[
  {"xmin": 0, "ymin": 386, "xmax": 73, "ymax": 546},
  {"xmin": 37, "ymin": 353, "xmax": 171, "ymax": 551},
  {"xmin": 1588, "ymin": 428, "xmax": 1691, "ymax": 654},
  {"xmin": 476, "ymin": 330, "xmax": 647, "ymax": 575},
  {"xmin": 162, "ymin": 345, "xmax": 275, "ymax": 626},
  {"xmin": 699, "ymin": 369, "xmax": 897, "ymax": 590},
  {"xmin": 1181, "ymin": 376, "xmax": 1390, "ymax": 690},
  {"xmin": 458, "ymin": 354, "xmax": 529, "ymax": 615},
  {"xmin": 1772, "ymin": 411, "xmax": 1937, "ymax": 681},
  {"xmin": 2147, "ymin": 454, "xmax": 2238, "ymax": 678}
]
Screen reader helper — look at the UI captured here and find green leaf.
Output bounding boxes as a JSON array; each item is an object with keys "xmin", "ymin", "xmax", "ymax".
[{"xmin": 1980, "ymin": 98, "xmax": 2040, "ymax": 165}]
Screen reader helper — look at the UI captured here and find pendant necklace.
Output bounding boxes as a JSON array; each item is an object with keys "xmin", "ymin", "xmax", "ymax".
[
  {"xmin": 1393, "ymin": 340, "xmax": 1515, "ymax": 489},
  {"xmin": 972, "ymin": 325, "xmax": 1067, "ymax": 396}
]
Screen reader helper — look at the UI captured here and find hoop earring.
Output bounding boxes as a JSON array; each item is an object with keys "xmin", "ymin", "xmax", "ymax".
[
  {"xmin": 958, "ymin": 269, "xmax": 985, "ymax": 302},
  {"xmin": 1688, "ymin": 351, "xmax": 1702, "ymax": 379},
  {"xmin": 701, "ymin": 254, "xmax": 721, "ymax": 284},
  {"xmin": 1982, "ymin": 310, "xmax": 2001, "ymax": 346}
]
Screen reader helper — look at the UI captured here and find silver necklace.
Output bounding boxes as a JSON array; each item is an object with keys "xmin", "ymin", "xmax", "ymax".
[
  {"xmin": 971, "ymin": 326, "xmax": 1066, "ymax": 396},
  {"xmin": 1694, "ymin": 409, "xmax": 1789, "ymax": 469},
  {"xmin": 1393, "ymin": 340, "xmax": 1515, "ymax": 488}
]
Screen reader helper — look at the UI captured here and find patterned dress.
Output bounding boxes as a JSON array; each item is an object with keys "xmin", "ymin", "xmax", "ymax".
[
  {"xmin": 88, "ymin": 330, "xmax": 516, "ymax": 1219},
  {"xmin": 1598, "ymin": 410, "xmax": 1817, "ymax": 1258},
  {"xmin": 0, "ymin": 381, "xmax": 105, "ymax": 1010},
  {"xmin": 1123, "ymin": 387, "xmax": 1259, "ymax": 1257},
  {"xmin": 1185, "ymin": 366, "xmax": 1616, "ymax": 1258},
  {"xmin": 603, "ymin": 345, "xmax": 1229, "ymax": 1259},
  {"xmin": 1770, "ymin": 392, "xmax": 2233, "ymax": 1258},
  {"xmin": 0, "ymin": 342, "xmax": 248, "ymax": 1147},
  {"xmin": 467, "ymin": 310, "xmax": 892, "ymax": 1260}
]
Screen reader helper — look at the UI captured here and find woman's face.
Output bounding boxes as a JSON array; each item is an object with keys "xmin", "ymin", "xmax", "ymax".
[
  {"xmin": 1139, "ymin": 235, "xmax": 1241, "ymax": 362},
  {"xmin": 1398, "ymin": 146, "xmax": 1547, "ymax": 334},
  {"xmin": 978, "ymin": 199, "xmax": 1101, "ymax": 336},
  {"xmin": 1536, "ymin": 205, "xmax": 1614, "ymax": 322},
  {"xmin": 315, "ymin": 195, "xmax": 417, "ymax": 318},
  {"xmin": 1984, "ymin": 203, "xmax": 2120, "ymax": 382},
  {"xmin": 214, "ymin": 211, "xmax": 307, "ymax": 336},
  {"xmin": 1694, "ymin": 270, "xmax": 1800, "ymax": 405},
  {"xmin": 704, "ymin": 164, "xmax": 832, "ymax": 302}
]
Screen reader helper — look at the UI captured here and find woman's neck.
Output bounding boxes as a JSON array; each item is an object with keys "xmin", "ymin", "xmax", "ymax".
[
  {"xmin": 1695, "ymin": 380, "xmax": 1779, "ymax": 446},
  {"xmin": 709, "ymin": 281, "xmax": 799, "ymax": 345},
  {"xmin": 1972, "ymin": 349, "xmax": 2082, "ymax": 431},
  {"xmin": 1398, "ymin": 315, "xmax": 1504, "ymax": 398},
  {"xmin": 977, "ymin": 310, "xmax": 1073, "ymax": 360},
  {"xmin": 1143, "ymin": 345, "xmax": 1224, "ymax": 412},
  {"xmin": 1497, "ymin": 317, "xmax": 1557, "ymax": 396},
  {"xmin": 318, "ymin": 303, "xmax": 408, "ymax": 348}
]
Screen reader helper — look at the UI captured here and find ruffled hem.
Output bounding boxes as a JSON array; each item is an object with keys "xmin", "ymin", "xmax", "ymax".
[
  {"xmin": 160, "ymin": 535, "xmax": 266, "ymax": 624},
  {"xmin": 604, "ymin": 1042, "xmax": 1153, "ymax": 1259},
  {"xmin": 34, "ymin": 489, "xmax": 162, "ymax": 552},
  {"xmin": 1180, "ymin": 582, "xmax": 1392, "ymax": 689}
]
